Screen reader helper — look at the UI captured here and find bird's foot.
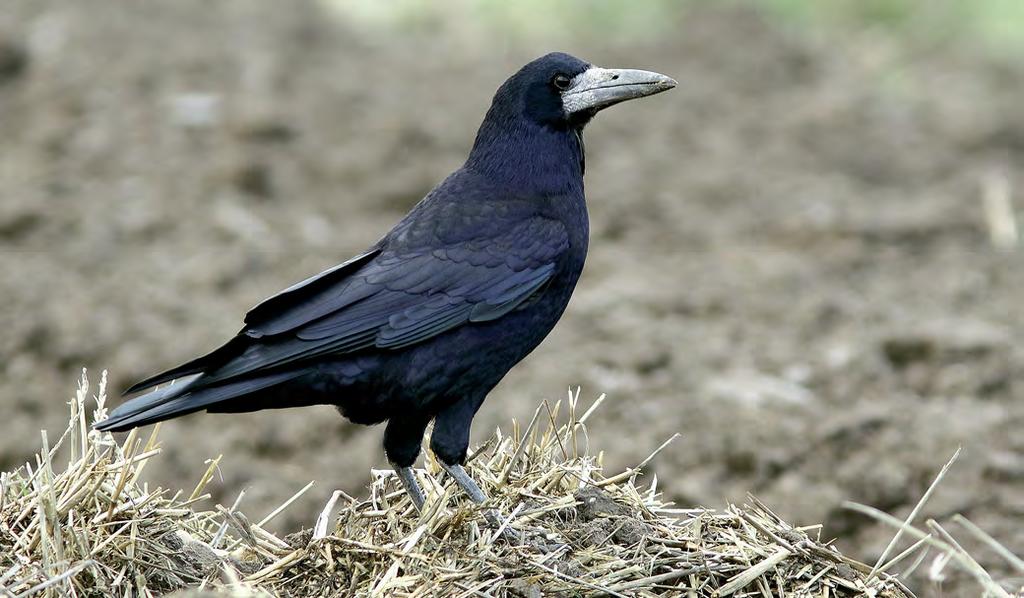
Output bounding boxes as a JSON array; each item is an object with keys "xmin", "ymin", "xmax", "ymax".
[
  {"xmin": 439, "ymin": 461, "xmax": 486, "ymax": 503},
  {"xmin": 439, "ymin": 461, "xmax": 525, "ymax": 545},
  {"xmin": 396, "ymin": 465, "xmax": 426, "ymax": 511}
]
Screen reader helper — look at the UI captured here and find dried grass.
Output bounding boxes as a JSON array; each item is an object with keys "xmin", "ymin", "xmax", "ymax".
[{"xmin": 1, "ymin": 372, "xmax": 1009, "ymax": 597}]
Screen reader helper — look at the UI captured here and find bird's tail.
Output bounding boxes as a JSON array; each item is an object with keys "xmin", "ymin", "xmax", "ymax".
[
  {"xmin": 95, "ymin": 371, "xmax": 300, "ymax": 432},
  {"xmin": 122, "ymin": 337, "xmax": 246, "ymax": 395}
]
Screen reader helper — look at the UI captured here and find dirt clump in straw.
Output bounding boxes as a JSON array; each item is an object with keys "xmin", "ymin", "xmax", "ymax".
[{"xmin": 2, "ymin": 373, "xmax": 915, "ymax": 597}]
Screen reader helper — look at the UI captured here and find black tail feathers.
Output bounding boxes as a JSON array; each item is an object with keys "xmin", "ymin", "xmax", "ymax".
[
  {"xmin": 122, "ymin": 336, "xmax": 247, "ymax": 396},
  {"xmin": 96, "ymin": 371, "xmax": 299, "ymax": 432}
]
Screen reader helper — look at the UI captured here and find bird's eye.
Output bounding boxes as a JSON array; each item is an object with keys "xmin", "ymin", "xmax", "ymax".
[{"xmin": 551, "ymin": 73, "xmax": 571, "ymax": 91}]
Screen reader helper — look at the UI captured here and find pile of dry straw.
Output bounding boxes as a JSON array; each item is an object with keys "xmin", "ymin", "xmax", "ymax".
[{"xmin": 1, "ymin": 371, "xmax": 1003, "ymax": 597}]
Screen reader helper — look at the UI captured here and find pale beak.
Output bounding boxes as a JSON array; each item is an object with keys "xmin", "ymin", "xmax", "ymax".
[{"xmin": 562, "ymin": 66, "xmax": 676, "ymax": 114}]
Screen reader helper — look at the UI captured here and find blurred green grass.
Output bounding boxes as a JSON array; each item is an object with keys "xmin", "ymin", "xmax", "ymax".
[
  {"xmin": 325, "ymin": 0, "xmax": 1024, "ymax": 54},
  {"xmin": 760, "ymin": 0, "xmax": 1024, "ymax": 50}
]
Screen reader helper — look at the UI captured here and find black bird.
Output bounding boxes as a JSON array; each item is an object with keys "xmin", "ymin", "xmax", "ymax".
[{"xmin": 97, "ymin": 53, "xmax": 675, "ymax": 510}]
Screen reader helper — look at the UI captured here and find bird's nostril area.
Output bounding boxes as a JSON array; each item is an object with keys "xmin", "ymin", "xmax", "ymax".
[{"xmin": 611, "ymin": 74, "xmax": 619, "ymax": 80}]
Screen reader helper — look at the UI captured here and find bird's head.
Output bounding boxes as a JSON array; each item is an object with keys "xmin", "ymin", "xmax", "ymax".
[
  {"xmin": 491, "ymin": 52, "xmax": 677, "ymax": 130},
  {"xmin": 468, "ymin": 52, "xmax": 675, "ymax": 190}
]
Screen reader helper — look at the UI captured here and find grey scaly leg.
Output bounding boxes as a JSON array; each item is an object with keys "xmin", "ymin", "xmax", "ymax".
[
  {"xmin": 396, "ymin": 465, "xmax": 426, "ymax": 511},
  {"xmin": 439, "ymin": 462, "xmax": 487, "ymax": 503},
  {"xmin": 439, "ymin": 461, "xmax": 522, "ymax": 543}
]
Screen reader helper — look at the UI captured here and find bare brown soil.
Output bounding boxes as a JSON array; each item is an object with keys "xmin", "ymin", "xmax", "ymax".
[{"xmin": 2, "ymin": 1, "xmax": 1022, "ymax": 594}]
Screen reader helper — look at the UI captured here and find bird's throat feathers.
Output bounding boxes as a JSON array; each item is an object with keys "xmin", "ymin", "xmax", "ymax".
[{"xmin": 466, "ymin": 116, "xmax": 586, "ymax": 198}]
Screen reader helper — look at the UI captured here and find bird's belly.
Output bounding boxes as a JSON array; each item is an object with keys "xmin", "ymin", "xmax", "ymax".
[
  {"xmin": 308, "ymin": 279, "xmax": 577, "ymax": 424},
  {"xmin": 400, "ymin": 282, "xmax": 576, "ymax": 403}
]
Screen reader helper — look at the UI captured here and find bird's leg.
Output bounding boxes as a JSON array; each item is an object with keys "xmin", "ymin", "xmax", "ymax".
[
  {"xmin": 439, "ymin": 462, "xmax": 504, "ymax": 530},
  {"xmin": 439, "ymin": 460, "xmax": 522, "ymax": 542},
  {"xmin": 430, "ymin": 397, "xmax": 522, "ymax": 543},
  {"xmin": 383, "ymin": 415, "xmax": 431, "ymax": 511},
  {"xmin": 396, "ymin": 465, "xmax": 426, "ymax": 511},
  {"xmin": 430, "ymin": 398, "xmax": 489, "ymax": 506},
  {"xmin": 438, "ymin": 461, "xmax": 487, "ymax": 504}
]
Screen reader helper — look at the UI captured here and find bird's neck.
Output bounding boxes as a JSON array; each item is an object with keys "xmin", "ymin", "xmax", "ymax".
[{"xmin": 465, "ymin": 119, "xmax": 585, "ymax": 197}]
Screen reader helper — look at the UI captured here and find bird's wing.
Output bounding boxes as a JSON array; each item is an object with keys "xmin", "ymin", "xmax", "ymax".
[
  {"xmin": 193, "ymin": 215, "xmax": 569, "ymax": 387},
  {"xmin": 244, "ymin": 248, "xmax": 381, "ymax": 332},
  {"xmin": 122, "ymin": 248, "xmax": 381, "ymax": 394}
]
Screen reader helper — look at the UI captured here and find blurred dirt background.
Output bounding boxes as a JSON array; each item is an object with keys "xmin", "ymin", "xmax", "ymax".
[{"xmin": 2, "ymin": 0, "xmax": 1023, "ymax": 594}]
